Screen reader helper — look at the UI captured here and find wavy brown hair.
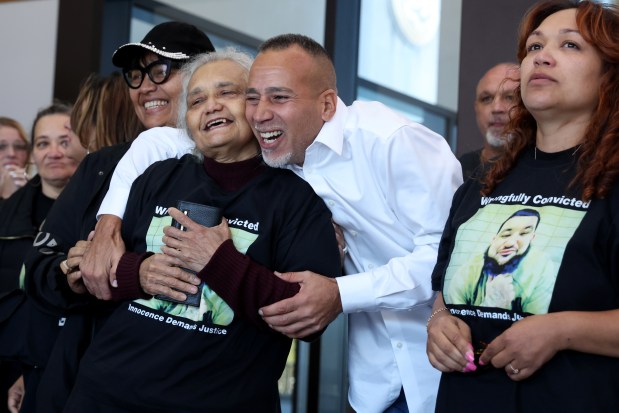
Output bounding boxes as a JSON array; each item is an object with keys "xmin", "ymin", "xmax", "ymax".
[
  {"xmin": 72, "ymin": 72, "xmax": 144, "ymax": 152},
  {"xmin": 481, "ymin": 0, "xmax": 619, "ymax": 200}
]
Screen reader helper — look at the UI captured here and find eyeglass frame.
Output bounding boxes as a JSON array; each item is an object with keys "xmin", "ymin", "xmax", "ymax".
[
  {"xmin": 122, "ymin": 58, "xmax": 182, "ymax": 89},
  {"xmin": 0, "ymin": 142, "xmax": 29, "ymax": 153}
]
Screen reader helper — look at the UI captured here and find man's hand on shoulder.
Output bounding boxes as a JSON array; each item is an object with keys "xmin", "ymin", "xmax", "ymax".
[
  {"xmin": 80, "ymin": 214, "xmax": 125, "ymax": 300},
  {"xmin": 259, "ymin": 271, "xmax": 342, "ymax": 339}
]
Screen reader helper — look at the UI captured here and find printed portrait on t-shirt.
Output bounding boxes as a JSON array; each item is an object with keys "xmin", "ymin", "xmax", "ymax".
[
  {"xmin": 443, "ymin": 204, "xmax": 586, "ymax": 315},
  {"xmin": 132, "ymin": 215, "xmax": 258, "ymax": 326}
]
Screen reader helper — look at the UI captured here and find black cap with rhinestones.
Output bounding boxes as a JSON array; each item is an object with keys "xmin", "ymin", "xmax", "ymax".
[{"xmin": 112, "ymin": 21, "xmax": 215, "ymax": 68}]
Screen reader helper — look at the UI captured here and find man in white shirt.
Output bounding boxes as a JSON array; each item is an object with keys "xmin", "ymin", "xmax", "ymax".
[{"xmin": 246, "ymin": 34, "xmax": 462, "ymax": 413}]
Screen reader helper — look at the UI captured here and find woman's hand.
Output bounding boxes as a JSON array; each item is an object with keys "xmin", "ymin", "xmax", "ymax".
[
  {"xmin": 139, "ymin": 253, "xmax": 201, "ymax": 300},
  {"xmin": 426, "ymin": 294, "xmax": 476, "ymax": 373},
  {"xmin": 7, "ymin": 375, "xmax": 24, "ymax": 413},
  {"xmin": 161, "ymin": 207, "xmax": 230, "ymax": 273},
  {"xmin": 62, "ymin": 236, "xmax": 93, "ymax": 294},
  {"xmin": 480, "ymin": 313, "xmax": 562, "ymax": 381},
  {"xmin": 6, "ymin": 165, "xmax": 28, "ymax": 187},
  {"xmin": 1, "ymin": 165, "xmax": 28, "ymax": 197}
]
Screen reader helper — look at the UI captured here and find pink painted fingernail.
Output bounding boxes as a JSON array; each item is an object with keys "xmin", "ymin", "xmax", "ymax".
[
  {"xmin": 478, "ymin": 359, "xmax": 486, "ymax": 366},
  {"xmin": 462, "ymin": 362, "xmax": 477, "ymax": 373},
  {"xmin": 465, "ymin": 352, "xmax": 474, "ymax": 363}
]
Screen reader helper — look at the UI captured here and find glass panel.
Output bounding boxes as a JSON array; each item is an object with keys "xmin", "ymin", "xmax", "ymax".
[
  {"xmin": 356, "ymin": 0, "xmax": 458, "ymax": 151},
  {"xmin": 358, "ymin": 0, "xmax": 442, "ymax": 105}
]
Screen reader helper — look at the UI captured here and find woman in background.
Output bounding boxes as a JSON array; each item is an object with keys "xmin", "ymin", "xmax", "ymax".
[
  {"xmin": 427, "ymin": 1, "xmax": 619, "ymax": 411},
  {"xmin": 3, "ymin": 72, "xmax": 145, "ymax": 413},
  {"xmin": 0, "ymin": 117, "xmax": 30, "ymax": 200},
  {"xmin": 0, "ymin": 102, "xmax": 86, "ymax": 293},
  {"xmin": 0, "ymin": 102, "xmax": 86, "ymax": 413}
]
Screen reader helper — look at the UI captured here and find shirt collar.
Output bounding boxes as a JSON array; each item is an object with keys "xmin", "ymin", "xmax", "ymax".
[{"xmin": 312, "ymin": 97, "xmax": 347, "ymax": 156}]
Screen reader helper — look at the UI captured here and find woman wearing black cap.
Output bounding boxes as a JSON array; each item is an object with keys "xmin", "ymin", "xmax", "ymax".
[
  {"xmin": 113, "ymin": 21, "xmax": 215, "ymax": 130},
  {"xmin": 16, "ymin": 22, "xmax": 215, "ymax": 413},
  {"xmin": 75, "ymin": 22, "xmax": 217, "ymax": 300}
]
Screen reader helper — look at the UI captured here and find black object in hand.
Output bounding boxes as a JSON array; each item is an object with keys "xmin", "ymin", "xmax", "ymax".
[{"xmin": 155, "ymin": 201, "xmax": 222, "ymax": 307}]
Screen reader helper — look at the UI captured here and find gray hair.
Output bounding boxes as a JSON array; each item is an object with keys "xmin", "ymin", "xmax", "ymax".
[{"xmin": 177, "ymin": 47, "xmax": 253, "ymax": 136}]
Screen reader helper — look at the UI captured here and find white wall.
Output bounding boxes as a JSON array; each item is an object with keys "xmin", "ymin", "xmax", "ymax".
[{"xmin": 0, "ymin": 0, "xmax": 59, "ymax": 134}]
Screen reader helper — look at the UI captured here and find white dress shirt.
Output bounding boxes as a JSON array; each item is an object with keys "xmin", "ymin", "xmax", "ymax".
[
  {"xmin": 97, "ymin": 126, "xmax": 195, "ymax": 219},
  {"xmin": 289, "ymin": 98, "xmax": 462, "ymax": 413}
]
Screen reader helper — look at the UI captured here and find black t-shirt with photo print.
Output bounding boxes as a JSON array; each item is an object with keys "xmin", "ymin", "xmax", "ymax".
[
  {"xmin": 68, "ymin": 155, "xmax": 340, "ymax": 413},
  {"xmin": 432, "ymin": 147, "xmax": 619, "ymax": 413}
]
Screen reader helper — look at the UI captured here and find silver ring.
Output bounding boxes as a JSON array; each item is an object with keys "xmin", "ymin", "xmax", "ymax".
[
  {"xmin": 342, "ymin": 245, "xmax": 349, "ymax": 255},
  {"xmin": 508, "ymin": 363, "xmax": 520, "ymax": 375}
]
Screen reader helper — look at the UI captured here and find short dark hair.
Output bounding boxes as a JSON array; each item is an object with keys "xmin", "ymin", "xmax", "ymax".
[
  {"xmin": 258, "ymin": 34, "xmax": 337, "ymax": 91},
  {"xmin": 30, "ymin": 100, "xmax": 72, "ymax": 144},
  {"xmin": 498, "ymin": 208, "xmax": 541, "ymax": 233},
  {"xmin": 259, "ymin": 33, "xmax": 331, "ymax": 60}
]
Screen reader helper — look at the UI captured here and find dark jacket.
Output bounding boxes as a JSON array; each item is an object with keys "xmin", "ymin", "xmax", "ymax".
[
  {"xmin": 0, "ymin": 143, "xmax": 130, "ymax": 413},
  {"xmin": 24, "ymin": 143, "xmax": 130, "ymax": 313},
  {"xmin": 0, "ymin": 175, "xmax": 44, "ymax": 294}
]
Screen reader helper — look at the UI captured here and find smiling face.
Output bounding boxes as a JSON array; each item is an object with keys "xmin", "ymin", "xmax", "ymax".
[
  {"xmin": 185, "ymin": 60, "xmax": 257, "ymax": 163},
  {"xmin": 474, "ymin": 64, "xmax": 519, "ymax": 148},
  {"xmin": 520, "ymin": 9, "xmax": 603, "ymax": 120},
  {"xmin": 32, "ymin": 114, "xmax": 87, "ymax": 194},
  {"xmin": 245, "ymin": 46, "xmax": 336, "ymax": 167},
  {"xmin": 129, "ymin": 52, "xmax": 183, "ymax": 129},
  {"xmin": 0, "ymin": 125, "xmax": 29, "ymax": 170},
  {"xmin": 488, "ymin": 215, "xmax": 538, "ymax": 266}
]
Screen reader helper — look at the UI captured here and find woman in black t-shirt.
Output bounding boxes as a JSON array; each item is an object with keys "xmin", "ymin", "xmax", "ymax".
[{"xmin": 427, "ymin": 1, "xmax": 619, "ymax": 412}]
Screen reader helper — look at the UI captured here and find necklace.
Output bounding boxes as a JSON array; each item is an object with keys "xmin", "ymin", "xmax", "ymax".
[{"xmin": 534, "ymin": 144, "xmax": 582, "ymax": 160}]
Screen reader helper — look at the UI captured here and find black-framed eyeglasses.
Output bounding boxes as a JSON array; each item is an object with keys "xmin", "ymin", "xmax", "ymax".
[{"xmin": 122, "ymin": 59, "xmax": 179, "ymax": 89}]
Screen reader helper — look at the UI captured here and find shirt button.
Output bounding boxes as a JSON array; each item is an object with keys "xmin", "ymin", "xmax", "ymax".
[
  {"xmin": 350, "ymin": 230, "xmax": 358, "ymax": 237},
  {"xmin": 396, "ymin": 342, "xmax": 403, "ymax": 349},
  {"xmin": 98, "ymin": 170, "xmax": 104, "ymax": 176},
  {"xmin": 328, "ymin": 200, "xmax": 335, "ymax": 207}
]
